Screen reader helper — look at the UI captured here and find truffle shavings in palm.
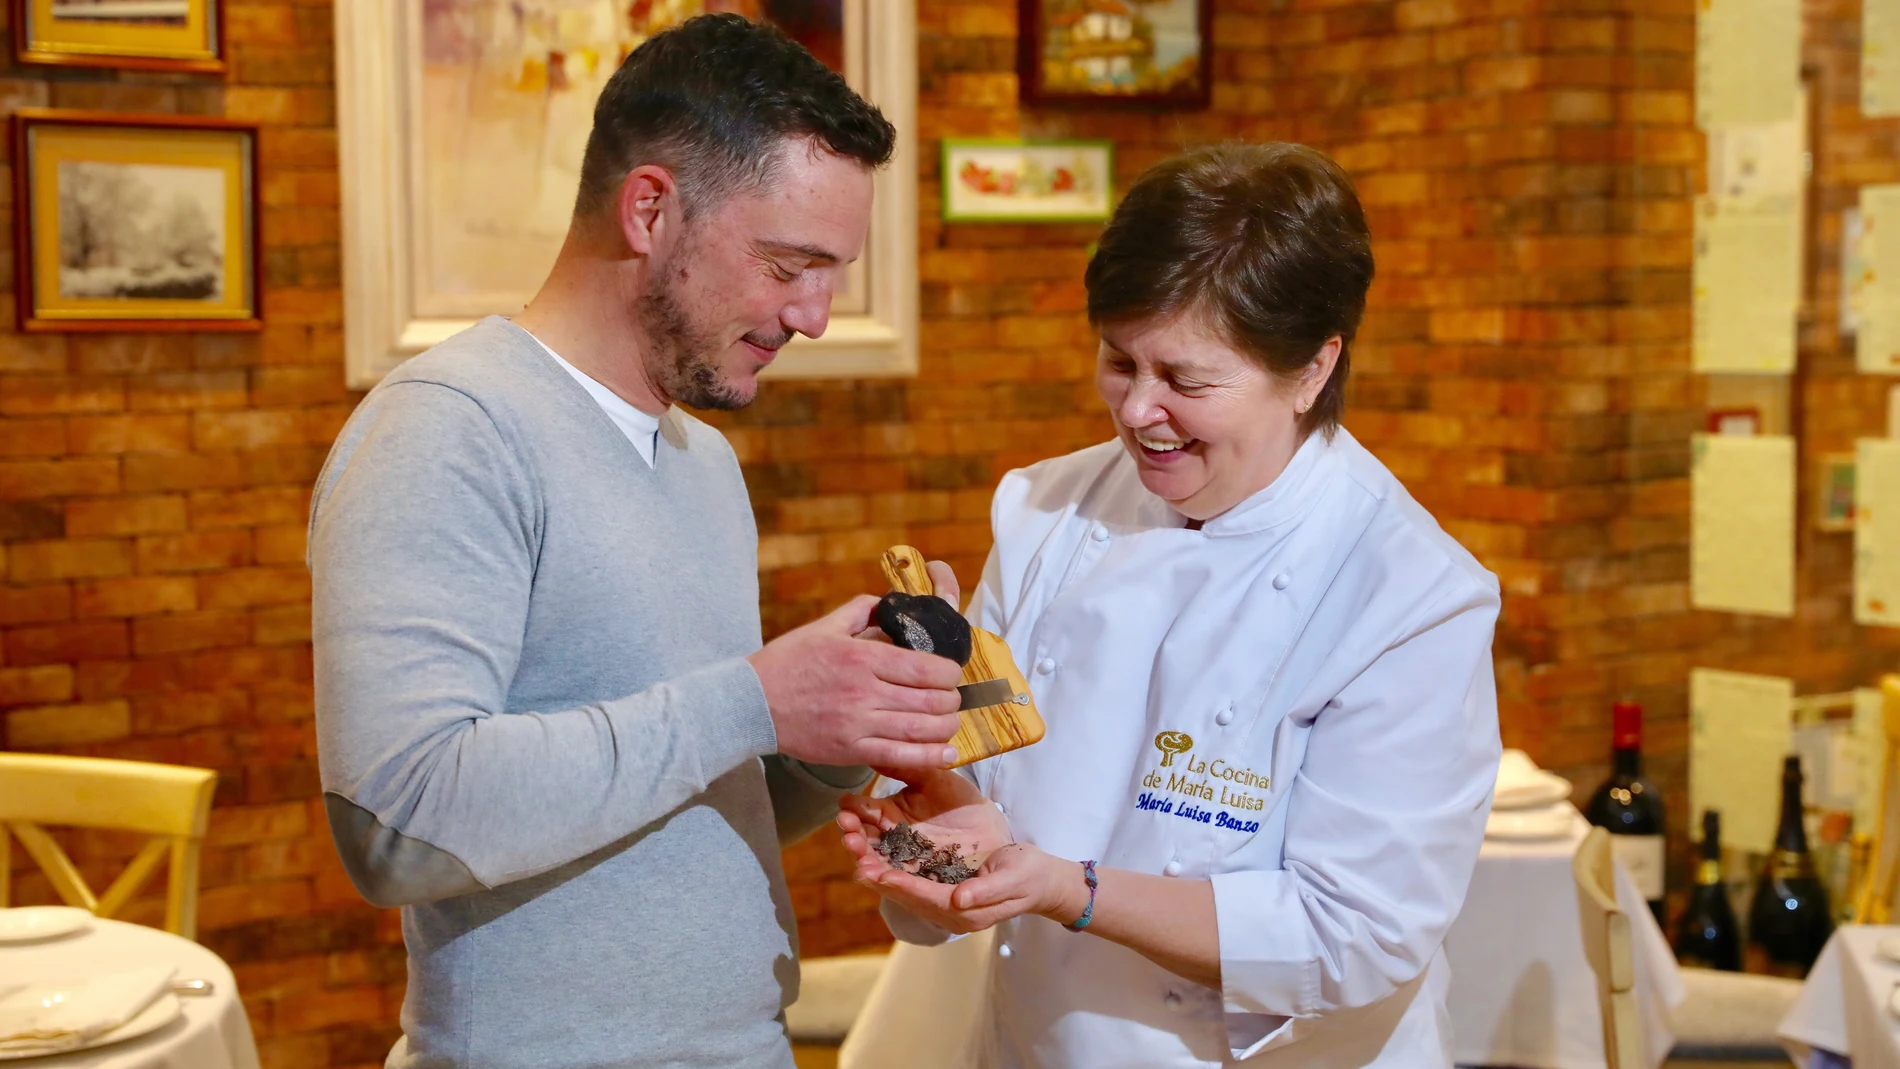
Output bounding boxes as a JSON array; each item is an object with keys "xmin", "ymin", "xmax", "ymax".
[{"xmin": 873, "ymin": 822, "xmax": 979, "ymax": 885}]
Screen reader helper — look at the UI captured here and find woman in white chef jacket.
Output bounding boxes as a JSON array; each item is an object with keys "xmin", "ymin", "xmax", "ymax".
[{"xmin": 837, "ymin": 142, "xmax": 1502, "ymax": 1068}]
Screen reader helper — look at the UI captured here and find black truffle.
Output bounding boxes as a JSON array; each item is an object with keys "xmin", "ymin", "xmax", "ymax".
[
  {"xmin": 873, "ymin": 592, "xmax": 973, "ymax": 666},
  {"xmin": 873, "ymin": 822, "xmax": 979, "ymax": 885}
]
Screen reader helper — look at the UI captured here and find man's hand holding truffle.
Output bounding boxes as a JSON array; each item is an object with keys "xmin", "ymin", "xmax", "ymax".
[{"xmin": 747, "ymin": 597, "xmax": 966, "ymax": 769}]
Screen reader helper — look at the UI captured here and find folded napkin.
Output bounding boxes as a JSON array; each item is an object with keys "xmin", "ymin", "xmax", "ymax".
[
  {"xmin": 0, "ymin": 965, "xmax": 174, "ymax": 1056},
  {"xmin": 1493, "ymin": 749, "xmax": 1574, "ymax": 810},
  {"xmin": 1485, "ymin": 802, "xmax": 1578, "ymax": 841}
]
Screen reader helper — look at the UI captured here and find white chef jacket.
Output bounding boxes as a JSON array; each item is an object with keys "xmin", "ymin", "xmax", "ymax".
[{"xmin": 889, "ymin": 427, "xmax": 1501, "ymax": 1068}]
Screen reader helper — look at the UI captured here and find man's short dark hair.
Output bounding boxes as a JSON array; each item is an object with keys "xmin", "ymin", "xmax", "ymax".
[
  {"xmin": 1085, "ymin": 143, "xmax": 1375, "ymax": 438},
  {"xmin": 575, "ymin": 13, "xmax": 895, "ymax": 220}
]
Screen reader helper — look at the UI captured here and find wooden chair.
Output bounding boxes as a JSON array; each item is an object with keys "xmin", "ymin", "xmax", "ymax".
[
  {"xmin": 1573, "ymin": 826, "xmax": 1646, "ymax": 1069},
  {"xmin": 1850, "ymin": 674, "xmax": 1900, "ymax": 923},
  {"xmin": 0, "ymin": 752, "xmax": 217, "ymax": 940}
]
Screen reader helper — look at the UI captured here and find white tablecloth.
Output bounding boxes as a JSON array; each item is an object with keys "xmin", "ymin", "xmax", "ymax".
[
  {"xmin": 1779, "ymin": 925, "xmax": 1900, "ymax": 1069},
  {"xmin": 1447, "ymin": 812, "xmax": 1685, "ymax": 1069},
  {"xmin": 0, "ymin": 916, "xmax": 259, "ymax": 1069},
  {"xmin": 842, "ymin": 811, "xmax": 1684, "ymax": 1068}
]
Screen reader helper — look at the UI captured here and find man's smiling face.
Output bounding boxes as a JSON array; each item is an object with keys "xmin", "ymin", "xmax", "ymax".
[{"xmin": 642, "ymin": 138, "xmax": 874, "ymax": 410}]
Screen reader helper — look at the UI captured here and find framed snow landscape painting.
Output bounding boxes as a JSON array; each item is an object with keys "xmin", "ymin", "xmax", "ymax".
[
  {"xmin": 13, "ymin": 109, "xmax": 259, "ymax": 332},
  {"xmin": 335, "ymin": 0, "xmax": 917, "ymax": 389}
]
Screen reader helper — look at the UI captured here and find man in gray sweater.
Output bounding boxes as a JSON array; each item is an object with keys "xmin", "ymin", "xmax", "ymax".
[{"xmin": 309, "ymin": 16, "xmax": 962, "ymax": 1068}]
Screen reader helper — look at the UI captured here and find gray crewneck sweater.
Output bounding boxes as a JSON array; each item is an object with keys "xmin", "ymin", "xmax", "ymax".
[{"xmin": 309, "ymin": 317, "xmax": 864, "ymax": 1069}]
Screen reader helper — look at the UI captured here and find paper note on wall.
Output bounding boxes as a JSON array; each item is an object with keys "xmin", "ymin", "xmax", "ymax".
[
  {"xmin": 1859, "ymin": 186, "xmax": 1900, "ymax": 374},
  {"xmin": 1869, "ymin": 0, "xmax": 1900, "ymax": 116},
  {"xmin": 1697, "ymin": 0, "xmax": 1801, "ymax": 128},
  {"xmin": 1708, "ymin": 117, "xmax": 1803, "ymax": 202},
  {"xmin": 1856, "ymin": 687, "xmax": 1887, "ymax": 835},
  {"xmin": 1857, "ymin": 438, "xmax": 1900, "ymax": 627},
  {"xmin": 1846, "ymin": 206, "xmax": 1865, "ymax": 337},
  {"xmin": 1692, "ymin": 433, "xmax": 1796, "ymax": 616},
  {"xmin": 1691, "ymin": 668, "xmax": 1795, "ymax": 855},
  {"xmin": 1693, "ymin": 197, "xmax": 1799, "ymax": 373}
]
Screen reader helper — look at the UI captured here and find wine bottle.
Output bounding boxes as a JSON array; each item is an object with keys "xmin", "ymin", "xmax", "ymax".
[
  {"xmin": 1583, "ymin": 700, "xmax": 1667, "ymax": 926},
  {"xmin": 1674, "ymin": 810, "xmax": 1741, "ymax": 971},
  {"xmin": 1746, "ymin": 755, "xmax": 1835, "ymax": 977}
]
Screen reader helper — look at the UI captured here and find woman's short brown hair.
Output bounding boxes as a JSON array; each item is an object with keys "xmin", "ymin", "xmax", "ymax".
[{"xmin": 1084, "ymin": 142, "xmax": 1374, "ymax": 437}]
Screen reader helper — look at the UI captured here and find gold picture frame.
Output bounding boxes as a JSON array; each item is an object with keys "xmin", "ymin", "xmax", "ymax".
[
  {"xmin": 13, "ymin": 109, "xmax": 260, "ymax": 333},
  {"xmin": 15, "ymin": 0, "xmax": 224, "ymax": 74}
]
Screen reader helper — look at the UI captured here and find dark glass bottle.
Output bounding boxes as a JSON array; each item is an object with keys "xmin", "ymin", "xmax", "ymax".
[
  {"xmin": 1746, "ymin": 756, "xmax": 1835, "ymax": 977},
  {"xmin": 1674, "ymin": 810, "xmax": 1742, "ymax": 971},
  {"xmin": 1583, "ymin": 700, "xmax": 1667, "ymax": 926}
]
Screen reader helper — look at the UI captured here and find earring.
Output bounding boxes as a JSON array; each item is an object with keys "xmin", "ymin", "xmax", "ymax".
[{"xmin": 1297, "ymin": 400, "xmax": 1311, "ymax": 414}]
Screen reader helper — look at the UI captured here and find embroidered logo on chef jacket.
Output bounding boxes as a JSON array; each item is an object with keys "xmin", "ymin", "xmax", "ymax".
[
  {"xmin": 1153, "ymin": 731, "xmax": 1192, "ymax": 766},
  {"xmin": 1134, "ymin": 731, "xmax": 1267, "ymax": 834}
]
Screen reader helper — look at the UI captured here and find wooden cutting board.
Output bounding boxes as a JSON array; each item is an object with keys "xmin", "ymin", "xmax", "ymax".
[{"xmin": 880, "ymin": 546, "xmax": 1045, "ymax": 768}]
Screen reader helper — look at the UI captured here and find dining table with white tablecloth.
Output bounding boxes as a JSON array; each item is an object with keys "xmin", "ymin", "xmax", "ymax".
[
  {"xmin": 1448, "ymin": 807, "xmax": 1685, "ymax": 1068},
  {"xmin": 1778, "ymin": 925, "xmax": 1900, "ymax": 1069},
  {"xmin": 842, "ymin": 802, "xmax": 1685, "ymax": 1069},
  {"xmin": 0, "ymin": 912, "xmax": 259, "ymax": 1069}
]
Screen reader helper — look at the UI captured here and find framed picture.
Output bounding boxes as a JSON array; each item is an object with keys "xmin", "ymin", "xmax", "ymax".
[
  {"xmin": 15, "ymin": 0, "xmax": 224, "ymax": 73},
  {"xmin": 942, "ymin": 139, "xmax": 1114, "ymax": 223},
  {"xmin": 1817, "ymin": 452, "xmax": 1856, "ymax": 532},
  {"xmin": 1707, "ymin": 407, "xmax": 1762, "ymax": 436},
  {"xmin": 335, "ymin": 0, "xmax": 918, "ymax": 389},
  {"xmin": 12, "ymin": 109, "xmax": 260, "ymax": 333},
  {"xmin": 1017, "ymin": 0, "xmax": 1211, "ymax": 108}
]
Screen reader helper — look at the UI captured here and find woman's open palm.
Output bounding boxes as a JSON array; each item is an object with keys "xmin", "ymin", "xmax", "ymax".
[{"xmin": 838, "ymin": 766, "xmax": 1011, "ymax": 880}]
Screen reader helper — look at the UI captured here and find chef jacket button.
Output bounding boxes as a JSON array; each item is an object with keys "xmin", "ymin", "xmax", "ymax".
[
  {"xmin": 1091, "ymin": 524, "xmax": 1110, "ymax": 542},
  {"xmin": 1215, "ymin": 706, "xmax": 1235, "ymax": 727},
  {"xmin": 1272, "ymin": 572, "xmax": 1290, "ymax": 590},
  {"xmin": 1036, "ymin": 658, "xmax": 1056, "ymax": 675},
  {"xmin": 998, "ymin": 942, "xmax": 1013, "ymax": 959},
  {"xmin": 1163, "ymin": 860, "xmax": 1183, "ymax": 877},
  {"xmin": 1163, "ymin": 991, "xmax": 1183, "ymax": 1010}
]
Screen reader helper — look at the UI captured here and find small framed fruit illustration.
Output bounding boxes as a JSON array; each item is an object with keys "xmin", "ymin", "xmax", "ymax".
[
  {"xmin": 13, "ymin": 109, "xmax": 260, "ymax": 332},
  {"xmin": 1816, "ymin": 452, "xmax": 1856, "ymax": 532},
  {"xmin": 941, "ymin": 139, "xmax": 1113, "ymax": 224}
]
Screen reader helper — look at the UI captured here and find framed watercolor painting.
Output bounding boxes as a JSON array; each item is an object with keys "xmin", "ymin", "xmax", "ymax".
[
  {"xmin": 15, "ymin": 0, "xmax": 224, "ymax": 73},
  {"xmin": 942, "ymin": 140, "xmax": 1113, "ymax": 223},
  {"xmin": 1707, "ymin": 407, "xmax": 1762, "ymax": 435},
  {"xmin": 1017, "ymin": 0, "xmax": 1211, "ymax": 108},
  {"xmin": 12, "ymin": 109, "xmax": 260, "ymax": 333},
  {"xmin": 335, "ymin": 0, "xmax": 917, "ymax": 388},
  {"xmin": 1817, "ymin": 452, "xmax": 1856, "ymax": 532}
]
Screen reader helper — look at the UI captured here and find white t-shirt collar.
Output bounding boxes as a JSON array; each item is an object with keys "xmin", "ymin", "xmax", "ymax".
[{"xmin": 527, "ymin": 334, "xmax": 662, "ymax": 468}]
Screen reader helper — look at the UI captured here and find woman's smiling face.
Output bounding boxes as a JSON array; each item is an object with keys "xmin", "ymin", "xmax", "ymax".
[{"xmin": 1095, "ymin": 313, "xmax": 1337, "ymax": 523}]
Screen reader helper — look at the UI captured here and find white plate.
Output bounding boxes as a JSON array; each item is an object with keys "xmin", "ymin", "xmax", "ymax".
[
  {"xmin": 1878, "ymin": 934, "xmax": 1900, "ymax": 965},
  {"xmin": 1492, "ymin": 771, "xmax": 1574, "ymax": 810},
  {"xmin": 0, "ymin": 908, "xmax": 91, "ymax": 944},
  {"xmin": 0, "ymin": 994, "xmax": 180, "ymax": 1061},
  {"xmin": 1486, "ymin": 804, "xmax": 1577, "ymax": 841}
]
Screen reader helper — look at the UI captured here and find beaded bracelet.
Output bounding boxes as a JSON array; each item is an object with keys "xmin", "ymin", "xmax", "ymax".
[{"xmin": 1064, "ymin": 860, "xmax": 1099, "ymax": 932}]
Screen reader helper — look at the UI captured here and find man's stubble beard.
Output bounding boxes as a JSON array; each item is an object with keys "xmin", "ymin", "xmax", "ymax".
[{"xmin": 639, "ymin": 260, "xmax": 753, "ymax": 412}]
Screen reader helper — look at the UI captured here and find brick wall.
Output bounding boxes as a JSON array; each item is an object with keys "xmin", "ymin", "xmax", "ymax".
[
  {"xmin": 0, "ymin": 4, "xmax": 392, "ymax": 1067},
  {"xmin": 5, "ymin": 0, "xmax": 1899, "ymax": 1065}
]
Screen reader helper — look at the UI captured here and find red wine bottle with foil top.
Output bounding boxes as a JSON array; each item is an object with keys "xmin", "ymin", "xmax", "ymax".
[{"xmin": 1584, "ymin": 701, "xmax": 1667, "ymax": 926}]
